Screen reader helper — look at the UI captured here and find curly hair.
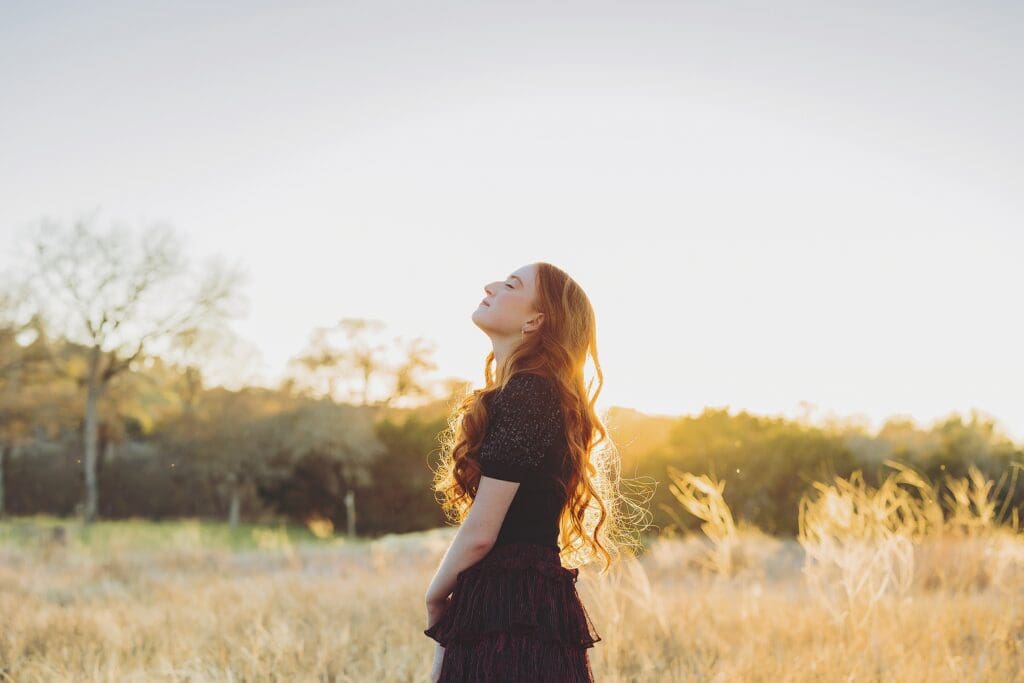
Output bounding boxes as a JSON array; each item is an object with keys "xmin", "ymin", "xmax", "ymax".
[{"xmin": 429, "ymin": 261, "xmax": 646, "ymax": 574}]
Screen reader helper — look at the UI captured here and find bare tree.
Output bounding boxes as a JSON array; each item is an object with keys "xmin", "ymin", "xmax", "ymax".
[
  {"xmin": 381, "ymin": 334, "xmax": 438, "ymax": 408},
  {"xmin": 165, "ymin": 325, "xmax": 264, "ymax": 415},
  {"xmin": 286, "ymin": 318, "xmax": 389, "ymax": 404},
  {"xmin": 336, "ymin": 318, "xmax": 388, "ymax": 406},
  {"xmin": 286, "ymin": 325, "xmax": 349, "ymax": 400},
  {"xmin": 286, "ymin": 318, "xmax": 439, "ymax": 408},
  {"xmin": 20, "ymin": 213, "xmax": 245, "ymax": 523}
]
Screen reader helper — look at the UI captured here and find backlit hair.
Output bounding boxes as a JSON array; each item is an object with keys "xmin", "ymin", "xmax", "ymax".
[{"xmin": 430, "ymin": 261, "xmax": 647, "ymax": 573}]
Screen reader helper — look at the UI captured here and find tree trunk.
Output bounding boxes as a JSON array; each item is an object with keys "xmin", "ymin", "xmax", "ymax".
[
  {"xmin": 0, "ymin": 444, "xmax": 6, "ymax": 519},
  {"xmin": 344, "ymin": 488, "xmax": 356, "ymax": 537},
  {"xmin": 102, "ymin": 439, "xmax": 115, "ymax": 469},
  {"xmin": 183, "ymin": 366, "xmax": 201, "ymax": 415},
  {"xmin": 228, "ymin": 485, "xmax": 241, "ymax": 529},
  {"xmin": 83, "ymin": 346, "xmax": 102, "ymax": 525}
]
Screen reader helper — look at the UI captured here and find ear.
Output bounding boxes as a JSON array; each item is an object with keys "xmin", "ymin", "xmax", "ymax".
[{"xmin": 526, "ymin": 312, "xmax": 544, "ymax": 333}]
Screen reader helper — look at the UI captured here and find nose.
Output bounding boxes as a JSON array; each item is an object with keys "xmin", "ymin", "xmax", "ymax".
[{"xmin": 484, "ymin": 283, "xmax": 494, "ymax": 297}]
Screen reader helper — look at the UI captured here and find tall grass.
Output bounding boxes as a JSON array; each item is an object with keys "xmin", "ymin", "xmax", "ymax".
[
  {"xmin": 1, "ymin": 463, "xmax": 1022, "ymax": 681},
  {"xmin": 796, "ymin": 460, "xmax": 1024, "ymax": 628}
]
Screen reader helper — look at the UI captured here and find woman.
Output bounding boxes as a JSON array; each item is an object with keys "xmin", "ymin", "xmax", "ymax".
[{"xmin": 424, "ymin": 261, "xmax": 626, "ymax": 682}]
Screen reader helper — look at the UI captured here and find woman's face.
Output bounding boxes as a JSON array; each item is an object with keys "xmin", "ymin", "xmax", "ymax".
[{"xmin": 473, "ymin": 264, "xmax": 542, "ymax": 337}]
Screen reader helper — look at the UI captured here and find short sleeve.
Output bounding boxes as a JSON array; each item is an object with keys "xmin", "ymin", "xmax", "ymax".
[{"xmin": 476, "ymin": 372, "xmax": 563, "ymax": 483}]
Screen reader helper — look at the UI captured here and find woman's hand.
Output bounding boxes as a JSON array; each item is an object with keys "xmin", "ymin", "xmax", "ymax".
[
  {"xmin": 429, "ymin": 643, "xmax": 445, "ymax": 683},
  {"xmin": 425, "ymin": 596, "xmax": 451, "ymax": 682},
  {"xmin": 425, "ymin": 594, "xmax": 452, "ymax": 629}
]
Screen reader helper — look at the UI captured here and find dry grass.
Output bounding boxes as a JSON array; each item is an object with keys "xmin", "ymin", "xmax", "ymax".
[{"xmin": 1, "ymin": 462, "xmax": 1023, "ymax": 682}]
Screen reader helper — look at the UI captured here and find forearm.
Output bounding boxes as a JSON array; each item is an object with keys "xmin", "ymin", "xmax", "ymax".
[{"xmin": 425, "ymin": 526, "xmax": 493, "ymax": 609}]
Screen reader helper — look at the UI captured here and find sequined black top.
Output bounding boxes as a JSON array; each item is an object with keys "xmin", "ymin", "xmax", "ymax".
[{"xmin": 476, "ymin": 371, "xmax": 567, "ymax": 550}]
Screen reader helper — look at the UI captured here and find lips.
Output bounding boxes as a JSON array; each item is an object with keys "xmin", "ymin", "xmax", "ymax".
[{"xmin": 480, "ymin": 299, "xmax": 491, "ymax": 307}]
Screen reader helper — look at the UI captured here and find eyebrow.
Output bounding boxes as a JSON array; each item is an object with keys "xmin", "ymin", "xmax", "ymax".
[{"xmin": 507, "ymin": 275, "xmax": 524, "ymax": 286}]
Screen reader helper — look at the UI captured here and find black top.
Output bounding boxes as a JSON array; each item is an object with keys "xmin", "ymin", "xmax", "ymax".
[{"xmin": 475, "ymin": 371, "xmax": 567, "ymax": 550}]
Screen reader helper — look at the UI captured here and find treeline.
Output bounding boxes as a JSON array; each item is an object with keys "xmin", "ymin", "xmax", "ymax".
[
  {"xmin": 0, "ymin": 379, "xmax": 453, "ymax": 537},
  {"xmin": 629, "ymin": 407, "xmax": 1024, "ymax": 537},
  {"xmin": 4, "ymin": 374, "xmax": 1019, "ymax": 539},
  {"xmin": 2, "ymin": 216, "xmax": 1020, "ymax": 538}
]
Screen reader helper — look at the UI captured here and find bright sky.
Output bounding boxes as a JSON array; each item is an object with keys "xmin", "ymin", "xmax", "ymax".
[{"xmin": 2, "ymin": 1, "xmax": 1021, "ymax": 442}]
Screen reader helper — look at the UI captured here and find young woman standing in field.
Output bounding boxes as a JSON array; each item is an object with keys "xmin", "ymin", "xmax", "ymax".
[{"xmin": 424, "ymin": 261, "xmax": 626, "ymax": 682}]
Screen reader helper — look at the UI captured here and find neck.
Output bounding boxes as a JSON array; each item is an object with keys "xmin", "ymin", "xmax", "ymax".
[{"xmin": 491, "ymin": 334, "xmax": 520, "ymax": 378}]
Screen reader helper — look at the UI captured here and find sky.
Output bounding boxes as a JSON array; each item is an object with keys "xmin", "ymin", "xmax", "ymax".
[{"xmin": 1, "ymin": 1, "xmax": 1021, "ymax": 442}]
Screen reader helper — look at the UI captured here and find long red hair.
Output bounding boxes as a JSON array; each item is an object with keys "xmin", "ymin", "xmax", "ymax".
[{"xmin": 430, "ymin": 262, "xmax": 642, "ymax": 573}]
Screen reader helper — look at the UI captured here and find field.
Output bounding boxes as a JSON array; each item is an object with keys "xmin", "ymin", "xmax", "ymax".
[{"xmin": 1, "ymin": 465, "xmax": 1023, "ymax": 682}]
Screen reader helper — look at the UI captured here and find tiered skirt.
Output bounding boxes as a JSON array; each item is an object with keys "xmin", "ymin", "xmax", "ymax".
[{"xmin": 424, "ymin": 542, "xmax": 602, "ymax": 682}]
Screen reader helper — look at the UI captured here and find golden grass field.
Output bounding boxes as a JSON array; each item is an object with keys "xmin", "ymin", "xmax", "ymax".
[{"xmin": 2, "ymin": 462, "xmax": 1022, "ymax": 682}]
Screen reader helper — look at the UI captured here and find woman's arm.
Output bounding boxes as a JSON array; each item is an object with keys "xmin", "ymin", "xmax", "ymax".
[
  {"xmin": 425, "ymin": 372, "xmax": 559, "ymax": 627},
  {"xmin": 424, "ymin": 476, "xmax": 520, "ymax": 619}
]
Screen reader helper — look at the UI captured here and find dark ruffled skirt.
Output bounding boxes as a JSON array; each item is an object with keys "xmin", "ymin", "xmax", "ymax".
[{"xmin": 424, "ymin": 542, "xmax": 602, "ymax": 683}]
